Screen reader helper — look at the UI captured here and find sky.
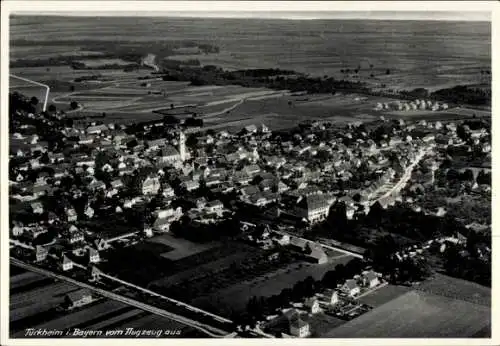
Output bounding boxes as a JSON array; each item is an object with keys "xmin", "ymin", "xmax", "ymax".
[{"xmin": 19, "ymin": 11, "xmax": 491, "ymax": 22}]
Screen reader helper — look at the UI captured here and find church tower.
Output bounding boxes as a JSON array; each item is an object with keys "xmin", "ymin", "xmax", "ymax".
[{"xmin": 179, "ymin": 131, "xmax": 186, "ymax": 162}]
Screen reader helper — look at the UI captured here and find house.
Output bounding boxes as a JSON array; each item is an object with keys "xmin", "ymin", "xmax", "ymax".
[
  {"xmin": 323, "ymin": 289, "xmax": 339, "ymax": 305},
  {"xmin": 111, "ymin": 179, "xmax": 124, "ymax": 189},
  {"xmin": 181, "ymin": 180, "xmax": 199, "ymax": 191},
  {"xmin": 15, "ymin": 172, "xmax": 25, "ymax": 182},
  {"xmin": 78, "ymin": 135, "xmax": 94, "ymax": 145},
  {"xmin": 361, "ymin": 270, "xmax": 380, "ymax": 288},
  {"xmin": 84, "ymin": 205, "xmax": 94, "ymax": 219},
  {"xmin": 87, "ymin": 247, "xmax": 100, "ymax": 263},
  {"xmin": 65, "ymin": 208, "xmax": 78, "ymax": 222},
  {"xmin": 147, "ymin": 138, "xmax": 166, "ymax": 150},
  {"xmin": 233, "ymin": 171, "xmax": 252, "ymax": 186},
  {"xmin": 142, "ymin": 175, "xmax": 161, "ymax": 195},
  {"xmin": 61, "ymin": 255, "xmax": 73, "ymax": 271},
  {"xmin": 31, "ymin": 202, "xmax": 44, "ymax": 214},
  {"xmin": 307, "ymin": 246, "xmax": 328, "ymax": 264},
  {"xmin": 274, "ymin": 234, "xmax": 290, "ymax": 246},
  {"xmin": 34, "ymin": 245, "xmax": 48, "ymax": 262},
  {"xmin": 162, "ymin": 184, "xmax": 175, "ymax": 198},
  {"xmin": 154, "ymin": 207, "xmax": 182, "ymax": 220},
  {"xmin": 65, "ymin": 289, "xmax": 92, "ymax": 309},
  {"xmin": 159, "ymin": 145, "xmax": 181, "ymax": 163},
  {"xmin": 153, "ymin": 217, "xmax": 171, "ymax": 232},
  {"xmin": 101, "ymin": 163, "xmax": 114, "ymax": 173},
  {"xmin": 297, "ymin": 195, "xmax": 333, "ymax": 224},
  {"xmin": 206, "ymin": 200, "xmax": 224, "ymax": 214},
  {"xmin": 67, "ymin": 225, "xmax": 84, "ymax": 244},
  {"xmin": 284, "ymin": 310, "xmax": 310, "ymax": 338},
  {"xmin": 205, "ymin": 176, "xmax": 222, "ymax": 187},
  {"xmin": 88, "ymin": 179, "xmax": 106, "ymax": 191},
  {"xmin": 244, "ymin": 124, "xmax": 258, "ymax": 133},
  {"xmin": 341, "ymin": 279, "xmax": 360, "ymax": 297},
  {"xmin": 243, "ymin": 164, "xmax": 261, "ymax": 176},
  {"xmin": 12, "ymin": 224, "xmax": 24, "ymax": 237},
  {"xmin": 304, "ymin": 297, "xmax": 321, "ymax": 314},
  {"xmin": 86, "ymin": 124, "xmax": 108, "ymax": 135}
]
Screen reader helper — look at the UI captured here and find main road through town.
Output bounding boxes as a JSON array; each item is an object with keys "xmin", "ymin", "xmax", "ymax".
[{"xmin": 374, "ymin": 145, "xmax": 433, "ymax": 207}]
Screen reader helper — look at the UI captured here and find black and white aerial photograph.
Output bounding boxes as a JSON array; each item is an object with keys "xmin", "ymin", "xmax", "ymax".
[{"xmin": 1, "ymin": 1, "xmax": 496, "ymax": 343}]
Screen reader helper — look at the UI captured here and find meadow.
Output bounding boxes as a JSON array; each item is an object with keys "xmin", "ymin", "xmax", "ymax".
[
  {"xmin": 10, "ymin": 16, "xmax": 491, "ymax": 91},
  {"xmin": 322, "ymin": 290, "xmax": 490, "ymax": 338},
  {"xmin": 10, "ymin": 16, "xmax": 491, "ymax": 128},
  {"xmin": 191, "ymin": 252, "xmax": 353, "ymax": 314}
]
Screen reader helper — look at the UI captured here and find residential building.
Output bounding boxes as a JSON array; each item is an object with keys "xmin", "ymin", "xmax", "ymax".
[
  {"xmin": 142, "ymin": 175, "xmax": 161, "ymax": 195},
  {"xmin": 61, "ymin": 255, "xmax": 73, "ymax": 271},
  {"xmin": 87, "ymin": 247, "xmax": 100, "ymax": 263},
  {"xmin": 361, "ymin": 270, "xmax": 380, "ymax": 288},
  {"xmin": 65, "ymin": 289, "xmax": 92, "ymax": 309},
  {"xmin": 304, "ymin": 297, "xmax": 321, "ymax": 314},
  {"xmin": 34, "ymin": 245, "xmax": 48, "ymax": 262},
  {"xmin": 341, "ymin": 279, "xmax": 360, "ymax": 297}
]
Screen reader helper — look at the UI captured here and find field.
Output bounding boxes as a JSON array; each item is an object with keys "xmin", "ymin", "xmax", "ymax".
[
  {"xmin": 413, "ymin": 273, "xmax": 491, "ymax": 307},
  {"xmin": 358, "ymin": 284, "xmax": 412, "ymax": 308},
  {"xmin": 148, "ymin": 233, "xmax": 219, "ymax": 261},
  {"xmin": 9, "ymin": 266, "xmax": 196, "ymax": 338},
  {"xmin": 322, "ymin": 290, "xmax": 490, "ymax": 338},
  {"xmin": 77, "ymin": 58, "xmax": 131, "ymax": 67},
  {"xmin": 192, "ymin": 252, "xmax": 353, "ymax": 313},
  {"xmin": 10, "ymin": 16, "xmax": 490, "ymax": 127}
]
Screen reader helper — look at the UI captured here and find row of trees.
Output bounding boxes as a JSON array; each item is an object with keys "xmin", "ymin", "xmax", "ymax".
[
  {"xmin": 160, "ymin": 65, "xmax": 371, "ymax": 95},
  {"xmin": 431, "ymin": 85, "xmax": 491, "ymax": 106}
]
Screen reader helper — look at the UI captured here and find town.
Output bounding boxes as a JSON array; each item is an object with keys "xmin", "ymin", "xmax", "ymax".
[{"xmin": 9, "ymin": 85, "xmax": 491, "ymax": 338}]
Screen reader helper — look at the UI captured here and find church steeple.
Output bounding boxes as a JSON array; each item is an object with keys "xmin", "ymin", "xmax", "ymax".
[{"xmin": 179, "ymin": 131, "xmax": 186, "ymax": 162}]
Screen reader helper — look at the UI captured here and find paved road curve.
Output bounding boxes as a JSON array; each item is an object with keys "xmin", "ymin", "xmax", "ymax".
[{"xmin": 10, "ymin": 74, "xmax": 50, "ymax": 112}]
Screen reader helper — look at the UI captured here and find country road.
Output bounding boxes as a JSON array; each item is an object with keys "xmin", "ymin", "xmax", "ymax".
[
  {"xmin": 10, "ymin": 239, "xmax": 233, "ymax": 336},
  {"xmin": 10, "ymin": 74, "xmax": 50, "ymax": 112}
]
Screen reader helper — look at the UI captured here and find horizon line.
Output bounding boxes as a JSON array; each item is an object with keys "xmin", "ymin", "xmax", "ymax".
[{"xmin": 11, "ymin": 11, "xmax": 492, "ymax": 22}]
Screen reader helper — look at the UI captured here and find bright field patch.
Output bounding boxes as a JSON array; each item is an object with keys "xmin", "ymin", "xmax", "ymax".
[
  {"xmin": 358, "ymin": 284, "xmax": 412, "ymax": 308},
  {"xmin": 413, "ymin": 273, "xmax": 491, "ymax": 307},
  {"xmin": 322, "ymin": 290, "xmax": 490, "ymax": 338}
]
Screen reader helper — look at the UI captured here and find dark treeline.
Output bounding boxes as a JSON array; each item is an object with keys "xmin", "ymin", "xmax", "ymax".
[
  {"xmin": 161, "ymin": 65, "xmax": 369, "ymax": 94},
  {"xmin": 431, "ymin": 85, "xmax": 491, "ymax": 106},
  {"xmin": 399, "ymin": 85, "xmax": 491, "ymax": 107},
  {"xmin": 11, "ymin": 39, "xmax": 219, "ymax": 68}
]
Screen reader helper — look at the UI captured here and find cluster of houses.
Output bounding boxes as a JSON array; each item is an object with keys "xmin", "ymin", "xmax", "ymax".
[
  {"xmin": 263, "ymin": 269, "xmax": 382, "ymax": 338},
  {"xmin": 9, "ymin": 101, "xmax": 460, "ymax": 289},
  {"xmin": 375, "ymin": 99, "xmax": 449, "ymax": 112}
]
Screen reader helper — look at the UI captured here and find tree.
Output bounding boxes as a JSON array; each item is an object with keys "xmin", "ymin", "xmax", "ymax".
[
  {"xmin": 40, "ymin": 152, "xmax": 50, "ymax": 165},
  {"xmin": 186, "ymin": 134, "xmax": 198, "ymax": 148},
  {"xmin": 461, "ymin": 169, "xmax": 474, "ymax": 181},
  {"xmin": 476, "ymin": 170, "xmax": 491, "ymax": 185},
  {"xmin": 30, "ymin": 96, "xmax": 39, "ymax": 106},
  {"xmin": 327, "ymin": 202, "xmax": 348, "ymax": 232},
  {"xmin": 302, "ymin": 276, "xmax": 316, "ymax": 296},
  {"xmin": 48, "ymin": 104, "xmax": 56, "ymax": 113},
  {"xmin": 303, "ymin": 242, "xmax": 313, "ymax": 255},
  {"xmin": 70, "ymin": 101, "xmax": 79, "ymax": 110},
  {"xmin": 322, "ymin": 270, "xmax": 339, "ymax": 288}
]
